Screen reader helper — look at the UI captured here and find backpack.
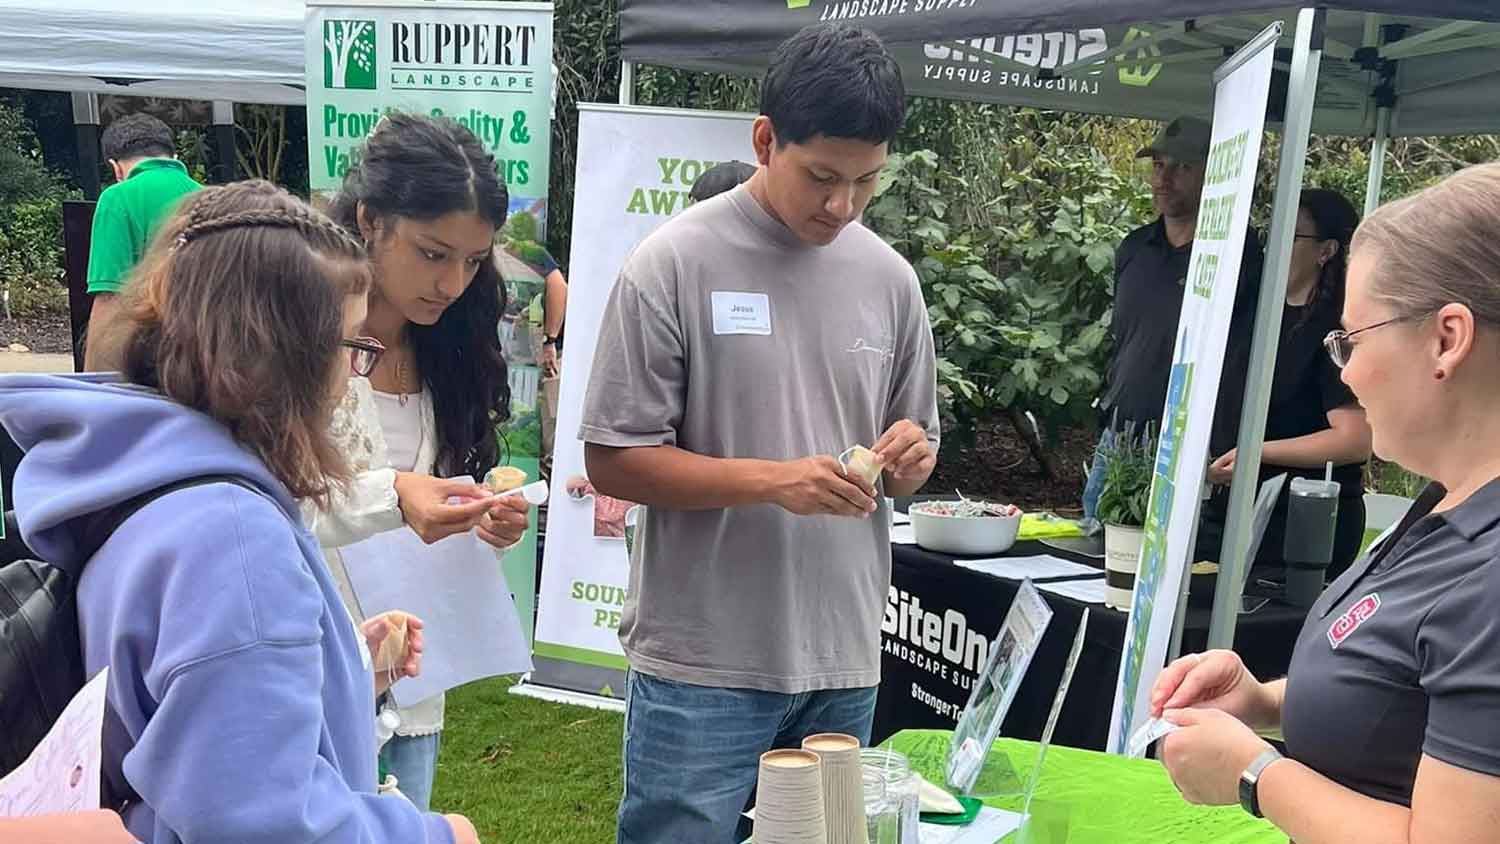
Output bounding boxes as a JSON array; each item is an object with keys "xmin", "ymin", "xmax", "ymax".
[{"xmin": 0, "ymin": 475, "xmax": 250, "ymax": 777}]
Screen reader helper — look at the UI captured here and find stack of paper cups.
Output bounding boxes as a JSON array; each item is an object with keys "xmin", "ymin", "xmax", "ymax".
[
  {"xmin": 802, "ymin": 734, "xmax": 870, "ymax": 844},
  {"xmin": 755, "ymin": 750, "xmax": 828, "ymax": 844}
]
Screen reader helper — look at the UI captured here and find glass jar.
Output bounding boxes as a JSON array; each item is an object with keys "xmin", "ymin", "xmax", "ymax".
[{"xmin": 861, "ymin": 749, "xmax": 920, "ymax": 844}]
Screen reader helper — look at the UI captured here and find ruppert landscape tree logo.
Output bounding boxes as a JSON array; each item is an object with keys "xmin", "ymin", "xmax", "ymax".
[{"xmin": 325, "ymin": 20, "xmax": 377, "ymax": 90}]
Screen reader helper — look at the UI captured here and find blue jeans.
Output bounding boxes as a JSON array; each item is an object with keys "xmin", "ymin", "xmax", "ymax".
[
  {"xmin": 616, "ymin": 671, "xmax": 878, "ymax": 844},
  {"xmin": 381, "ymin": 732, "xmax": 442, "ymax": 811},
  {"xmin": 1081, "ymin": 428, "xmax": 1116, "ymax": 523}
]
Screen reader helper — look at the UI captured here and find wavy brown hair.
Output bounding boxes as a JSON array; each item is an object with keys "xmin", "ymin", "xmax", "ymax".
[{"xmin": 116, "ymin": 180, "xmax": 372, "ymax": 506}]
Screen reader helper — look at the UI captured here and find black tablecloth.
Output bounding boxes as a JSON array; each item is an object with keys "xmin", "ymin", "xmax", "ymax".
[{"xmin": 872, "ymin": 534, "xmax": 1309, "ymax": 752}]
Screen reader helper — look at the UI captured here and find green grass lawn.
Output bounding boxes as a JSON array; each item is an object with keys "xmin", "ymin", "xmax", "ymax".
[{"xmin": 432, "ymin": 677, "xmax": 624, "ymax": 841}]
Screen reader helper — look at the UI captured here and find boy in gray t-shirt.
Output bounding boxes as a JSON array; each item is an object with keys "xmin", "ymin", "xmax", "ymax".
[{"xmin": 581, "ymin": 23, "xmax": 939, "ymax": 844}]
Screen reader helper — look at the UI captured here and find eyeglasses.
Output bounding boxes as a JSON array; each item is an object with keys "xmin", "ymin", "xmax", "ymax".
[
  {"xmin": 341, "ymin": 336, "xmax": 386, "ymax": 377},
  {"xmin": 1322, "ymin": 316, "xmax": 1415, "ymax": 369},
  {"xmin": 1293, "ymin": 233, "xmax": 1324, "ymax": 241}
]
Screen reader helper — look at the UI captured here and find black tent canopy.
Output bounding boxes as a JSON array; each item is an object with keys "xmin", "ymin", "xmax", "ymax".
[{"xmin": 620, "ymin": 2, "xmax": 1500, "ymax": 137}]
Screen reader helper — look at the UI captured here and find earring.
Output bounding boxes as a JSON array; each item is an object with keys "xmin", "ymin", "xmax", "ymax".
[{"xmin": 1435, "ymin": 369, "xmax": 1447, "ymax": 381}]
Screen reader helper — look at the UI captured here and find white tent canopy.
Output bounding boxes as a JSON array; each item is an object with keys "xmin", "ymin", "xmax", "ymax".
[{"xmin": 0, "ymin": 0, "xmax": 306, "ymax": 105}]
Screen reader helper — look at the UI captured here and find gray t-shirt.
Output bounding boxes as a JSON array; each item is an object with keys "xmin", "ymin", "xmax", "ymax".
[{"xmin": 580, "ymin": 185, "xmax": 939, "ymax": 694}]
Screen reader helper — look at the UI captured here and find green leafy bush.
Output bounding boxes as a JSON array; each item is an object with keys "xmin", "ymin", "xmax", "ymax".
[
  {"xmin": 0, "ymin": 103, "xmax": 70, "ymax": 315},
  {"xmin": 866, "ymin": 141, "xmax": 1148, "ymax": 456}
]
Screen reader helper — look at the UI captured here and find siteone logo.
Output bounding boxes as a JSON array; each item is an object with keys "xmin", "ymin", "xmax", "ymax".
[{"xmin": 882, "ymin": 586, "xmax": 991, "ymax": 673}]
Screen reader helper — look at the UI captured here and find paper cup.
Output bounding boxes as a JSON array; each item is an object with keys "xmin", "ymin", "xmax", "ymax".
[
  {"xmin": 755, "ymin": 749, "xmax": 828, "ymax": 844},
  {"xmin": 802, "ymin": 734, "xmax": 869, "ymax": 844}
]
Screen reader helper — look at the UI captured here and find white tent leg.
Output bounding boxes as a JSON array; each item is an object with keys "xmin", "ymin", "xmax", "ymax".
[
  {"xmin": 1364, "ymin": 107, "xmax": 1392, "ymax": 216},
  {"xmin": 1206, "ymin": 7, "xmax": 1325, "ymax": 651},
  {"xmin": 620, "ymin": 61, "xmax": 636, "ymax": 105}
]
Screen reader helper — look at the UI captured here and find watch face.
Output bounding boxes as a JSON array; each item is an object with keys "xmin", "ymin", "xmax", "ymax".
[{"xmin": 1239, "ymin": 773, "xmax": 1257, "ymax": 816}]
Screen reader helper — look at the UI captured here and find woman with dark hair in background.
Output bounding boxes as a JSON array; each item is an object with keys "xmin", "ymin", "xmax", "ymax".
[
  {"xmin": 1204, "ymin": 188, "xmax": 1372, "ymax": 580},
  {"xmin": 307, "ymin": 112, "xmax": 531, "ymax": 811}
]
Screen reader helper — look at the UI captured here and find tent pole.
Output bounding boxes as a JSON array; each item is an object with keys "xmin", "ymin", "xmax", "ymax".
[
  {"xmin": 1206, "ymin": 7, "xmax": 1325, "ymax": 652},
  {"xmin": 212, "ymin": 101, "xmax": 237, "ymax": 185},
  {"xmin": 71, "ymin": 92, "xmax": 101, "ymax": 201},
  {"xmin": 1364, "ymin": 107, "xmax": 1391, "ymax": 216},
  {"xmin": 620, "ymin": 61, "xmax": 636, "ymax": 105}
]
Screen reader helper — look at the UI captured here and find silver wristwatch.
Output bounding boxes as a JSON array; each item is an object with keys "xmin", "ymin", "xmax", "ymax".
[{"xmin": 1239, "ymin": 747, "xmax": 1284, "ymax": 818}]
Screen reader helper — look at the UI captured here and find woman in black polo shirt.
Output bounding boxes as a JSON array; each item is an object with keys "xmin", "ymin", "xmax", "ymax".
[
  {"xmin": 1151, "ymin": 162, "xmax": 1500, "ymax": 843},
  {"xmin": 1203, "ymin": 189, "xmax": 1372, "ymax": 579}
]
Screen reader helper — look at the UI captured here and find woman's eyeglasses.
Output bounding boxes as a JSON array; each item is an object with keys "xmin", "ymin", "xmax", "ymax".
[
  {"xmin": 341, "ymin": 336, "xmax": 386, "ymax": 377},
  {"xmin": 1323, "ymin": 316, "xmax": 1413, "ymax": 369}
]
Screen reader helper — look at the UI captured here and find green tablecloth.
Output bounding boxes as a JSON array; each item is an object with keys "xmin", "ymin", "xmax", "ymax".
[{"xmin": 885, "ymin": 730, "xmax": 1286, "ymax": 844}]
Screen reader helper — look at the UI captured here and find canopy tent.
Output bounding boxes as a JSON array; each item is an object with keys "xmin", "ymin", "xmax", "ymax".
[
  {"xmin": 0, "ymin": 0, "xmax": 306, "ymax": 105},
  {"xmin": 620, "ymin": 3, "xmax": 1500, "ymax": 138},
  {"xmin": 616, "ymin": 1, "xmax": 1500, "ymax": 650}
]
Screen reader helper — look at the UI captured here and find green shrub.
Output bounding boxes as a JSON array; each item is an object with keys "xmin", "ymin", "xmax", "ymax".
[
  {"xmin": 866, "ymin": 141, "xmax": 1148, "ymax": 451},
  {"xmin": 0, "ymin": 103, "xmax": 70, "ymax": 316}
]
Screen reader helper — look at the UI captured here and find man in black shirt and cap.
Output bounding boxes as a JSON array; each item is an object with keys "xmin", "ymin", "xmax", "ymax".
[{"xmin": 1082, "ymin": 116, "xmax": 1264, "ymax": 530}]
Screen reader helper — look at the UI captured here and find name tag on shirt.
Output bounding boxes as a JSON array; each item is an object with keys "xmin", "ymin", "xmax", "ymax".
[{"xmin": 711, "ymin": 291, "xmax": 772, "ymax": 336}]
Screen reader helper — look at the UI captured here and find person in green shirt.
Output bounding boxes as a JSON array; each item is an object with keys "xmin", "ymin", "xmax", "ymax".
[{"xmin": 83, "ymin": 113, "xmax": 201, "ymax": 370}]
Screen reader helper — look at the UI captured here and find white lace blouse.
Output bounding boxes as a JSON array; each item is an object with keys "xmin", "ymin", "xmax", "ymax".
[{"xmin": 301, "ymin": 377, "xmax": 446, "ymax": 736}]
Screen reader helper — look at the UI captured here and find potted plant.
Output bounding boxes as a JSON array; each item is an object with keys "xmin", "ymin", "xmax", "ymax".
[{"xmin": 1096, "ymin": 421, "xmax": 1156, "ymax": 610}]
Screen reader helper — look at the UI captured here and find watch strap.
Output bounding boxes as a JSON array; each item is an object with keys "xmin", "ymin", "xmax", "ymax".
[{"xmin": 1239, "ymin": 747, "xmax": 1284, "ymax": 818}]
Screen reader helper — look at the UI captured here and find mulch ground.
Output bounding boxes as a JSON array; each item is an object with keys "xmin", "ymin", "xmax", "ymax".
[
  {"xmin": 920, "ymin": 420, "xmax": 1097, "ymax": 515},
  {"xmin": 0, "ymin": 314, "xmax": 73, "ymax": 354}
]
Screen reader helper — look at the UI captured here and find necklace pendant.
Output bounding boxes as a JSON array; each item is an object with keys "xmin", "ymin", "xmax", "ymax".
[{"xmin": 398, "ymin": 392, "xmax": 409, "ymax": 407}]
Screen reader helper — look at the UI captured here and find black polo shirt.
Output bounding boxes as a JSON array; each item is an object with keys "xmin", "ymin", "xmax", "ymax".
[
  {"xmin": 1282, "ymin": 479, "xmax": 1500, "ymax": 806},
  {"xmin": 1103, "ymin": 218, "xmax": 1264, "ymax": 453}
]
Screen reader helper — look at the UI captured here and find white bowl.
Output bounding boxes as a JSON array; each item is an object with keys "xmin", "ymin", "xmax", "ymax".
[{"xmin": 909, "ymin": 502, "xmax": 1023, "ymax": 556}]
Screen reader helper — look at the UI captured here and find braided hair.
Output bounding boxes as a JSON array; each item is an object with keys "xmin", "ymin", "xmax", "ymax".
[
  {"xmin": 328, "ymin": 112, "xmax": 511, "ymax": 481},
  {"xmin": 118, "ymin": 179, "xmax": 372, "ymax": 505}
]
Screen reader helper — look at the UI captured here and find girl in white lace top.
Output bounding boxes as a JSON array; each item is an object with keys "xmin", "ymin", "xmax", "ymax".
[{"xmin": 307, "ymin": 112, "xmax": 531, "ymax": 812}]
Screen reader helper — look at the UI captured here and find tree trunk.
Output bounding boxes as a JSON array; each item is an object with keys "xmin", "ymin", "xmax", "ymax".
[{"xmin": 1007, "ymin": 408, "xmax": 1054, "ymax": 479}]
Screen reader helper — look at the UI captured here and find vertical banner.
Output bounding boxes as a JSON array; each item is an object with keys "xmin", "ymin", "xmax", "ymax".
[
  {"xmin": 305, "ymin": 0, "xmax": 554, "ymax": 639},
  {"xmin": 305, "ymin": 0, "xmax": 553, "ymax": 233},
  {"xmin": 1107, "ymin": 26, "xmax": 1279, "ymax": 754},
  {"xmin": 528, "ymin": 104, "xmax": 755, "ymax": 699}
]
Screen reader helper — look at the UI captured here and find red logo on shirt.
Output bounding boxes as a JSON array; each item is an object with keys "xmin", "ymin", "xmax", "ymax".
[{"xmin": 1327, "ymin": 593, "xmax": 1381, "ymax": 649}]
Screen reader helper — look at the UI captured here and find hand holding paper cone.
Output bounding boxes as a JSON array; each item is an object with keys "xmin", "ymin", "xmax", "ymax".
[
  {"xmin": 483, "ymin": 465, "xmax": 528, "ymax": 493},
  {"xmin": 841, "ymin": 445, "xmax": 885, "ymax": 487}
]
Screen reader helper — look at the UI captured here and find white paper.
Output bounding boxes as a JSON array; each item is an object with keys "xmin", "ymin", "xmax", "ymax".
[
  {"xmin": 342, "ymin": 528, "xmax": 533, "ymax": 707},
  {"xmin": 1036, "ymin": 579, "xmax": 1109, "ymax": 605},
  {"xmin": 947, "ymin": 580, "xmax": 1053, "ymax": 792},
  {"xmin": 1127, "ymin": 717, "xmax": 1183, "ymax": 757},
  {"xmin": 920, "ymin": 806, "xmax": 1025, "ymax": 844},
  {"xmin": 892, "ymin": 524, "xmax": 919, "ymax": 545},
  {"xmin": 955, "ymin": 555, "xmax": 1101, "ymax": 581},
  {"xmin": 0, "ymin": 668, "xmax": 108, "ymax": 817}
]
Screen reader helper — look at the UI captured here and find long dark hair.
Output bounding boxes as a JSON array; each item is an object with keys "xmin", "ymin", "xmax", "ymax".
[
  {"xmin": 1298, "ymin": 189, "xmax": 1360, "ymax": 324},
  {"xmin": 329, "ymin": 113, "xmax": 510, "ymax": 480}
]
